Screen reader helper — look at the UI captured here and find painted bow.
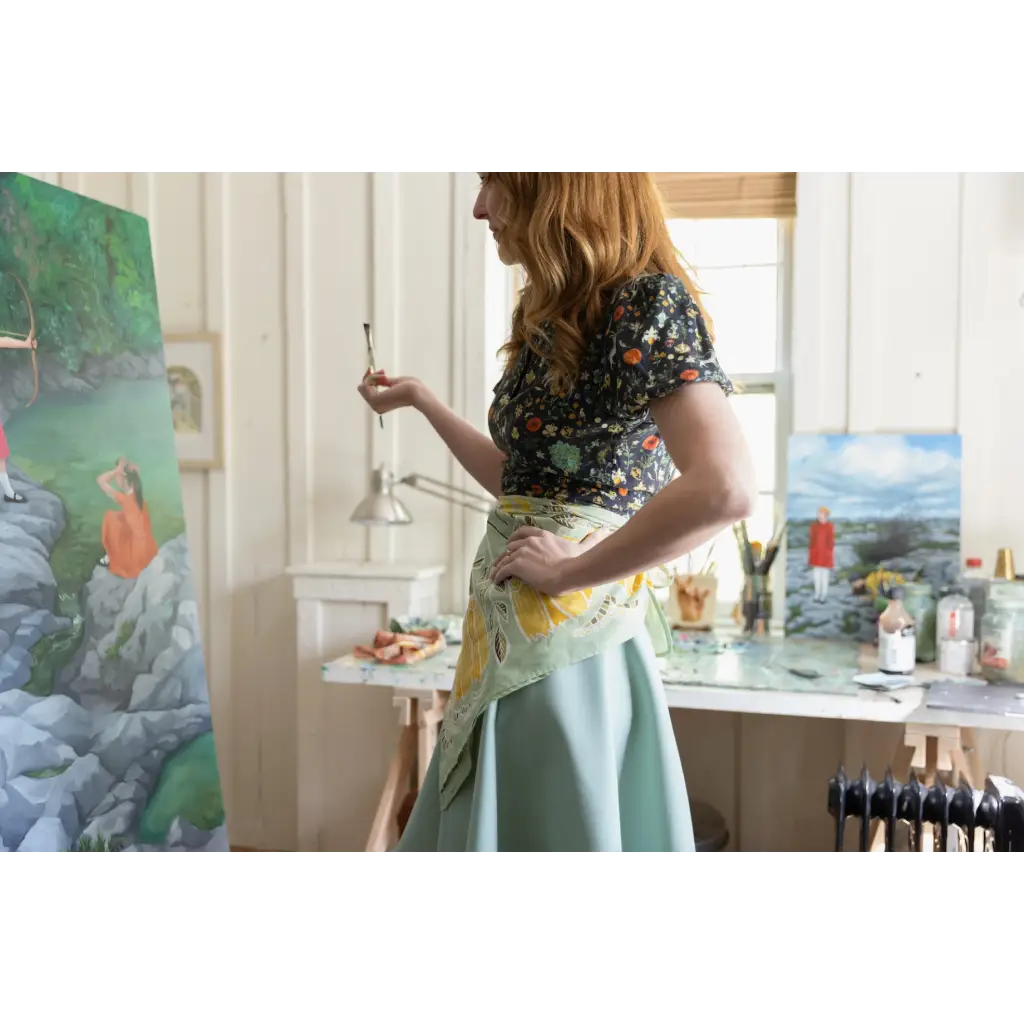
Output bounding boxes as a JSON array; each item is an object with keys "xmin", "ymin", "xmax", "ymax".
[{"xmin": 0, "ymin": 271, "xmax": 39, "ymax": 407}]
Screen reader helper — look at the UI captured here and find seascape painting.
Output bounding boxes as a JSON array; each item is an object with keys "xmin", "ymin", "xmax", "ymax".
[
  {"xmin": 0, "ymin": 172, "xmax": 227, "ymax": 851},
  {"xmin": 784, "ymin": 433, "xmax": 962, "ymax": 641}
]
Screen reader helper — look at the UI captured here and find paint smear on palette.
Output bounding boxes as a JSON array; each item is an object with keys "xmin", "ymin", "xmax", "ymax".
[{"xmin": 671, "ymin": 630, "xmax": 750, "ymax": 655}]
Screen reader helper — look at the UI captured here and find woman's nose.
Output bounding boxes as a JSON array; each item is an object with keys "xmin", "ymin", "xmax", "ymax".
[{"xmin": 472, "ymin": 190, "xmax": 488, "ymax": 221}]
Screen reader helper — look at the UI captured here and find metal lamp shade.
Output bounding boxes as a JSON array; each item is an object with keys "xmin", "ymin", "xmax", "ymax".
[{"xmin": 350, "ymin": 466, "xmax": 413, "ymax": 526}]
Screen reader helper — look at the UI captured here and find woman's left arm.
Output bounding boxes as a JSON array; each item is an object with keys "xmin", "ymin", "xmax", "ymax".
[
  {"xmin": 493, "ymin": 383, "xmax": 755, "ymax": 595},
  {"xmin": 492, "ymin": 275, "xmax": 756, "ymax": 595},
  {"xmin": 558, "ymin": 383, "xmax": 755, "ymax": 590}
]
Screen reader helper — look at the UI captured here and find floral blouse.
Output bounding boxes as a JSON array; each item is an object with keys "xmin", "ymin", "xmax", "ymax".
[{"xmin": 488, "ymin": 273, "xmax": 734, "ymax": 517}]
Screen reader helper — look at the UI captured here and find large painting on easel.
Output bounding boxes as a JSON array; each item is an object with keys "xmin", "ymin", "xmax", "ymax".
[
  {"xmin": 784, "ymin": 433, "xmax": 962, "ymax": 641},
  {"xmin": 0, "ymin": 172, "xmax": 227, "ymax": 852}
]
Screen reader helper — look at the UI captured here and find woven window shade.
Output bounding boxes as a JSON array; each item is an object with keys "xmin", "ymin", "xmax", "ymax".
[{"xmin": 655, "ymin": 172, "xmax": 797, "ymax": 219}]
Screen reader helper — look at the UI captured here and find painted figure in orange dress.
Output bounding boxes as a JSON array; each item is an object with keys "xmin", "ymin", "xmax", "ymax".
[
  {"xmin": 808, "ymin": 505, "xmax": 835, "ymax": 603},
  {"xmin": 97, "ymin": 457, "xmax": 159, "ymax": 578}
]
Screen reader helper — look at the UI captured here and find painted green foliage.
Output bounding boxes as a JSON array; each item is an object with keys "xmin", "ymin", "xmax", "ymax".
[{"xmin": 0, "ymin": 172, "xmax": 162, "ymax": 368}]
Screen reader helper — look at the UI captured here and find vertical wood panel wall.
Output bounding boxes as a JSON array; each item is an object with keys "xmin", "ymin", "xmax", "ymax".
[{"xmin": 31, "ymin": 171, "xmax": 1024, "ymax": 850}]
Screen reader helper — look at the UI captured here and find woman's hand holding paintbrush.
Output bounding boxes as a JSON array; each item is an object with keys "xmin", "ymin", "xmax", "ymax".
[
  {"xmin": 355, "ymin": 366, "xmax": 508, "ymax": 499},
  {"xmin": 358, "ymin": 369, "xmax": 427, "ymax": 416},
  {"xmin": 360, "ymin": 320, "xmax": 431, "ymax": 421}
]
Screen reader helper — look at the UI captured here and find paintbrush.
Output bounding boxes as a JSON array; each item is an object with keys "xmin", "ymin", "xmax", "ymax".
[
  {"xmin": 698, "ymin": 541, "xmax": 716, "ymax": 577},
  {"xmin": 760, "ymin": 521, "xmax": 788, "ymax": 576},
  {"xmin": 363, "ymin": 322, "xmax": 384, "ymax": 430},
  {"xmin": 734, "ymin": 522, "xmax": 756, "ymax": 576},
  {"xmin": 738, "ymin": 519, "xmax": 757, "ymax": 576}
]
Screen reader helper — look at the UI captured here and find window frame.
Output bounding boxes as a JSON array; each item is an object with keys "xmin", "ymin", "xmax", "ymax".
[
  {"xmin": 666, "ymin": 216, "xmax": 795, "ymax": 627},
  {"xmin": 733, "ymin": 217, "xmax": 793, "ymax": 627}
]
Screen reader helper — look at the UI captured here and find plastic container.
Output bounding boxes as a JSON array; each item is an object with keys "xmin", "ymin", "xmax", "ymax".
[
  {"xmin": 937, "ymin": 585, "xmax": 974, "ymax": 646},
  {"xmin": 979, "ymin": 581, "xmax": 1024, "ymax": 683},
  {"xmin": 878, "ymin": 586, "xmax": 916, "ymax": 674},
  {"xmin": 938, "ymin": 638, "xmax": 974, "ymax": 677},
  {"xmin": 901, "ymin": 582, "xmax": 936, "ymax": 662}
]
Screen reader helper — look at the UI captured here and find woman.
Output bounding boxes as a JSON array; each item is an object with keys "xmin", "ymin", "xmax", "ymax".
[
  {"xmin": 357, "ymin": 173, "xmax": 756, "ymax": 852},
  {"xmin": 97, "ymin": 457, "xmax": 159, "ymax": 579},
  {"xmin": 0, "ymin": 332, "xmax": 36, "ymax": 505}
]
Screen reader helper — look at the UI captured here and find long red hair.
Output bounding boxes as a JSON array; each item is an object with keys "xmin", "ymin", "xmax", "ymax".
[{"xmin": 488, "ymin": 172, "xmax": 714, "ymax": 388}]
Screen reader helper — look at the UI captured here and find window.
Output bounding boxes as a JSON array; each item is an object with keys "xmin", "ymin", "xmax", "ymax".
[{"xmin": 665, "ymin": 217, "xmax": 792, "ymax": 619}]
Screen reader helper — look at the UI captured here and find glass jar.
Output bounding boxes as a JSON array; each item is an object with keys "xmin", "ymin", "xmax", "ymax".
[
  {"xmin": 979, "ymin": 581, "xmax": 1024, "ymax": 683},
  {"xmin": 901, "ymin": 582, "xmax": 936, "ymax": 663}
]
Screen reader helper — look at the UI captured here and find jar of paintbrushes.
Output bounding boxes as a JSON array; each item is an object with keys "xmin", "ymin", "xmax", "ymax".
[
  {"xmin": 735, "ymin": 521, "xmax": 785, "ymax": 635},
  {"xmin": 667, "ymin": 547, "xmax": 718, "ymax": 630}
]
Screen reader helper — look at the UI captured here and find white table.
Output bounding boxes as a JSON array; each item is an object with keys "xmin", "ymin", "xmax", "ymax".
[
  {"xmin": 324, "ymin": 648, "xmax": 1024, "ymax": 732},
  {"xmin": 323, "ymin": 637, "xmax": 1024, "ymax": 850}
]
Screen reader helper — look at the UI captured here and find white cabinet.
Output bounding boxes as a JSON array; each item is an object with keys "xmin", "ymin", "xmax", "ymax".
[{"xmin": 288, "ymin": 561, "xmax": 445, "ymax": 851}]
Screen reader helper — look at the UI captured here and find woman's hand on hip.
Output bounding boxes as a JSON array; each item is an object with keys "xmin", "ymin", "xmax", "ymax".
[
  {"xmin": 357, "ymin": 370, "xmax": 429, "ymax": 415},
  {"xmin": 490, "ymin": 526, "xmax": 604, "ymax": 596}
]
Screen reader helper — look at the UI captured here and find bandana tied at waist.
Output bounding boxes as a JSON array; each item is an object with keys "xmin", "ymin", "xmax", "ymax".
[{"xmin": 437, "ymin": 495, "xmax": 671, "ymax": 809}]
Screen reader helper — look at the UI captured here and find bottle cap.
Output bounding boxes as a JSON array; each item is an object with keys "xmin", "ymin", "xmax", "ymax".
[
  {"xmin": 966, "ymin": 558, "xmax": 982, "ymax": 568},
  {"xmin": 890, "ymin": 586, "xmax": 904, "ymax": 600}
]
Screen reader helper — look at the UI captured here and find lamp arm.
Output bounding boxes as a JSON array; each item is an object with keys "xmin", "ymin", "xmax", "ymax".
[{"xmin": 400, "ymin": 473, "xmax": 493, "ymax": 515}]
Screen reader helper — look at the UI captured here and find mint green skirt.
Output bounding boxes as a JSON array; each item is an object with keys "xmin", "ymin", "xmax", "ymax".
[{"xmin": 394, "ymin": 632, "xmax": 695, "ymax": 852}]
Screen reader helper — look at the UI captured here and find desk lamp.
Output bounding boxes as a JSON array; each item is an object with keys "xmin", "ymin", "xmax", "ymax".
[{"xmin": 350, "ymin": 464, "xmax": 493, "ymax": 526}]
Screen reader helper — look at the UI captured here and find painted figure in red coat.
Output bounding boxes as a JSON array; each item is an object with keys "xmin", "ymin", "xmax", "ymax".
[{"xmin": 808, "ymin": 506, "xmax": 834, "ymax": 603}]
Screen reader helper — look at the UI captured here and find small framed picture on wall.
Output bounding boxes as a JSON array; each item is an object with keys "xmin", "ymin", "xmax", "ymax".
[{"xmin": 162, "ymin": 332, "xmax": 224, "ymax": 471}]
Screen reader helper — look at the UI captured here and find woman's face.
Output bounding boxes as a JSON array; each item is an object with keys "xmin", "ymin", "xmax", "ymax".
[{"xmin": 473, "ymin": 175, "xmax": 517, "ymax": 266}]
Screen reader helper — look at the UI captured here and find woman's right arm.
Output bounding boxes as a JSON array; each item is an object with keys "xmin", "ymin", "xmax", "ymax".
[
  {"xmin": 414, "ymin": 389, "xmax": 506, "ymax": 498},
  {"xmin": 96, "ymin": 469, "xmax": 119, "ymax": 499},
  {"xmin": 357, "ymin": 372, "xmax": 506, "ymax": 498}
]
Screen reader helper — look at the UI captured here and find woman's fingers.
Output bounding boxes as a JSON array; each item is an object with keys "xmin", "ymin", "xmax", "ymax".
[
  {"xmin": 507, "ymin": 535, "xmax": 541, "ymax": 553},
  {"xmin": 489, "ymin": 549, "xmax": 511, "ymax": 579},
  {"xmin": 357, "ymin": 371, "xmax": 392, "ymax": 411},
  {"xmin": 508, "ymin": 525, "xmax": 544, "ymax": 542},
  {"xmin": 492, "ymin": 552, "xmax": 519, "ymax": 584}
]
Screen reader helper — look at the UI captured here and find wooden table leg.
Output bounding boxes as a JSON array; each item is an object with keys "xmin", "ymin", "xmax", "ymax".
[
  {"xmin": 365, "ymin": 691, "xmax": 450, "ymax": 851},
  {"xmin": 365, "ymin": 697, "xmax": 419, "ymax": 853},
  {"xmin": 417, "ymin": 691, "xmax": 447, "ymax": 787}
]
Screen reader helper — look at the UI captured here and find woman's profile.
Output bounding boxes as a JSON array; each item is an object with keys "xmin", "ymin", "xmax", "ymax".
[
  {"xmin": 97, "ymin": 457, "xmax": 159, "ymax": 579},
  {"xmin": 357, "ymin": 172, "xmax": 756, "ymax": 852}
]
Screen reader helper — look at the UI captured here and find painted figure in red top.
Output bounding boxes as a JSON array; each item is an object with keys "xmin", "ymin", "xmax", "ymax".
[{"xmin": 808, "ymin": 505, "xmax": 834, "ymax": 603}]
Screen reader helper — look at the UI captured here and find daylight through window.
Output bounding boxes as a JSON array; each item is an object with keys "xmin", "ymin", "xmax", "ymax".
[{"xmin": 666, "ymin": 217, "xmax": 791, "ymax": 620}]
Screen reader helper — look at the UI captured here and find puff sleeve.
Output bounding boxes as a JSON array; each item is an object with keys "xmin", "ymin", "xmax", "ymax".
[{"xmin": 608, "ymin": 274, "xmax": 733, "ymax": 412}]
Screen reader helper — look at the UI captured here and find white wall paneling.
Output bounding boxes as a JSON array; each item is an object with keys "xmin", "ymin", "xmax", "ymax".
[{"xmin": 36, "ymin": 171, "xmax": 1024, "ymax": 850}]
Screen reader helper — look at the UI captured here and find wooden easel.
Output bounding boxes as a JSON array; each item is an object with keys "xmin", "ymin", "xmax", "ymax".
[
  {"xmin": 365, "ymin": 689, "xmax": 448, "ymax": 852},
  {"xmin": 868, "ymin": 723, "xmax": 986, "ymax": 852}
]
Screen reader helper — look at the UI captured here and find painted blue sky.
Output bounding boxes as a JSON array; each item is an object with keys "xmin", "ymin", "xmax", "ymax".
[{"xmin": 787, "ymin": 434, "xmax": 961, "ymax": 521}]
